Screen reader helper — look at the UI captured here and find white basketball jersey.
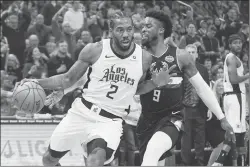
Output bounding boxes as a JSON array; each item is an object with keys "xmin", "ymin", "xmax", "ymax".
[
  {"xmin": 223, "ymin": 53, "xmax": 246, "ymax": 94},
  {"xmin": 82, "ymin": 39, "xmax": 143, "ymax": 118},
  {"xmin": 223, "ymin": 52, "xmax": 247, "ymax": 133}
]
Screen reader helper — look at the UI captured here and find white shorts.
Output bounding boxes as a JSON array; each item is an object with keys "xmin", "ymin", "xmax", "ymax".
[
  {"xmin": 49, "ymin": 98, "xmax": 123, "ymax": 165},
  {"xmin": 224, "ymin": 93, "xmax": 246, "ymax": 133}
]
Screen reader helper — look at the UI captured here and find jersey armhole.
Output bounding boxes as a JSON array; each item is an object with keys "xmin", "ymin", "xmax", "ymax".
[{"xmin": 175, "ymin": 48, "xmax": 183, "ymax": 72}]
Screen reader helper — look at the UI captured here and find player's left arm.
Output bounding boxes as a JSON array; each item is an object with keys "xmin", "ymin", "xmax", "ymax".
[
  {"xmin": 136, "ymin": 50, "xmax": 155, "ymax": 95},
  {"xmin": 136, "ymin": 50, "xmax": 176, "ymax": 95},
  {"xmin": 177, "ymin": 48, "xmax": 236, "ymax": 142}
]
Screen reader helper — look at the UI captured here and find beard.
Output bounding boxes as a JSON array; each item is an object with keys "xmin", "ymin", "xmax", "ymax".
[
  {"xmin": 141, "ymin": 35, "xmax": 158, "ymax": 49},
  {"xmin": 113, "ymin": 36, "xmax": 133, "ymax": 51}
]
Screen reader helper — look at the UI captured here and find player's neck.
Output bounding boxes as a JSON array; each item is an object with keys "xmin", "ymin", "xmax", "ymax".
[{"xmin": 230, "ymin": 50, "xmax": 240, "ymax": 57}]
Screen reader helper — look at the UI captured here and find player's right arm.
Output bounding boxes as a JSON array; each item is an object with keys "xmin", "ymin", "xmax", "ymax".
[
  {"xmin": 226, "ymin": 55, "xmax": 249, "ymax": 84},
  {"xmin": 22, "ymin": 43, "xmax": 100, "ymax": 90}
]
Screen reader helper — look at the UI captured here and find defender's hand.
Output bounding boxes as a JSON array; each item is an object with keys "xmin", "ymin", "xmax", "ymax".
[
  {"xmin": 220, "ymin": 117, "xmax": 236, "ymax": 143},
  {"xmin": 44, "ymin": 90, "xmax": 64, "ymax": 108},
  {"xmin": 151, "ymin": 64, "xmax": 177, "ymax": 87}
]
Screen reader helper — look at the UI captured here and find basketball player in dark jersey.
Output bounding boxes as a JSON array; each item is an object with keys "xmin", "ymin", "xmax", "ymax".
[{"xmin": 136, "ymin": 10, "xmax": 236, "ymax": 166}]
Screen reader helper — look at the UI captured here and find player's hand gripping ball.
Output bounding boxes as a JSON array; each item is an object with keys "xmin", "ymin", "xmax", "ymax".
[{"xmin": 12, "ymin": 79, "xmax": 46, "ymax": 114}]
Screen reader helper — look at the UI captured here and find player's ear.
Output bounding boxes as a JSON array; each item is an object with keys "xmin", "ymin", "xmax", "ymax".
[{"xmin": 159, "ymin": 28, "xmax": 165, "ymax": 35}]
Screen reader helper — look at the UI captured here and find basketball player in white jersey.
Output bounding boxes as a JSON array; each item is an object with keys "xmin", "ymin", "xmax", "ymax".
[
  {"xmin": 136, "ymin": 10, "xmax": 236, "ymax": 166},
  {"xmin": 18, "ymin": 11, "xmax": 176, "ymax": 166},
  {"xmin": 223, "ymin": 34, "xmax": 249, "ymax": 156}
]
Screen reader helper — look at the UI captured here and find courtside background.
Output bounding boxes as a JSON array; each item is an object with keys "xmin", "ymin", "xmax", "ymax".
[{"xmin": 1, "ymin": 119, "xmax": 85, "ymax": 166}]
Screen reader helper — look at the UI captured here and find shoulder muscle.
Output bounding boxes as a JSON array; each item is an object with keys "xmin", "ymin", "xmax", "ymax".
[{"xmin": 78, "ymin": 41, "xmax": 103, "ymax": 65}]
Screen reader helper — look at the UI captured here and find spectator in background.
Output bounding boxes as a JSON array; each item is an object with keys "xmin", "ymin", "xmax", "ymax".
[
  {"xmin": 239, "ymin": 24, "xmax": 249, "ymax": 54},
  {"xmin": 52, "ymin": 4, "xmax": 87, "ymax": 61},
  {"xmin": 87, "ymin": 2, "xmax": 105, "ymax": 42},
  {"xmin": 204, "ymin": 58, "xmax": 213, "ymax": 82},
  {"xmin": 27, "ymin": 14, "xmax": 52, "ymax": 46},
  {"xmin": 28, "ymin": 7, "xmax": 38, "ymax": 29},
  {"xmin": 23, "ymin": 47, "xmax": 48, "ymax": 79},
  {"xmin": 190, "ymin": 1, "xmax": 209, "ymax": 19},
  {"xmin": 24, "ymin": 35, "xmax": 49, "ymax": 63},
  {"xmin": 202, "ymin": 25, "xmax": 220, "ymax": 65},
  {"xmin": 183, "ymin": 9, "xmax": 194, "ymax": 28},
  {"xmin": 197, "ymin": 20, "xmax": 208, "ymax": 37},
  {"xmin": 47, "ymin": 41, "xmax": 73, "ymax": 77},
  {"xmin": 41, "ymin": 0, "xmax": 62, "ymax": 26},
  {"xmin": 1, "ymin": 3, "xmax": 31, "ymax": 67},
  {"xmin": 1, "ymin": 30, "xmax": 9, "ymax": 70},
  {"xmin": 224, "ymin": 9, "xmax": 243, "ymax": 49},
  {"xmin": 46, "ymin": 42, "xmax": 57, "ymax": 56},
  {"xmin": 132, "ymin": 3, "xmax": 146, "ymax": 32},
  {"xmin": 63, "ymin": 1, "xmax": 85, "ymax": 31},
  {"xmin": 179, "ymin": 22, "xmax": 205, "ymax": 53},
  {"xmin": 74, "ymin": 30, "xmax": 93, "ymax": 60},
  {"xmin": 181, "ymin": 44, "xmax": 209, "ymax": 166},
  {"xmin": 4, "ymin": 54, "xmax": 22, "ymax": 87}
]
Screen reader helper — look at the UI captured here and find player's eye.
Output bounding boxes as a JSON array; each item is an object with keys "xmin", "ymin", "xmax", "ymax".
[
  {"xmin": 127, "ymin": 27, "xmax": 132, "ymax": 32},
  {"xmin": 146, "ymin": 24, "xmax": 152, "ymax": 28}
]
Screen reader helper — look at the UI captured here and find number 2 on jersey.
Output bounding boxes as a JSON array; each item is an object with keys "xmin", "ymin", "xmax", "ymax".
[
  {"xmin": 153, "ymin": 90, "xmax": 161, "ymax": 102},
  {"xmin": 106, "ymin": 84, "xmax": 118, "ymax": 99}
]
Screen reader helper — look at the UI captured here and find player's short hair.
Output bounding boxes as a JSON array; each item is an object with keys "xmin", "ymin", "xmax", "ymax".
[
  {"xmin": 228, "ymin": 34, "xmax": 242, "ymax": 44},
  {"xmin": 145, "ymin": 9, "xmax": 172, "ymax": 38},
  {"xmin": 109, "ymin": 10, "xmax": 132, "ymax": 29},
  {"xmin": 185, "ymin": 44, "xmax": 197, "ymax": 52}
]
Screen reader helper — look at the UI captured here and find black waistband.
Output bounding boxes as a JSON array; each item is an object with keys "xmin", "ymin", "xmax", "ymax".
[
  {"xmin": 81, "ymin": 98, "xmax": 122, "ymax": 119},
  {"xmin": 223, "ymin": 91, "xmax": 242, "ymax": 96}
]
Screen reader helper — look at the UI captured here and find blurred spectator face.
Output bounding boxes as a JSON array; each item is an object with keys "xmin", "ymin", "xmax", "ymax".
[
  {"xmin": 216, "ymin": 1, "xmax": 222, "ymax": 7},
  {"xmin": 186, "ymin": 45, "xmax": 198, "ymax": 61},
  {"xmin": 186, "ymin": 10, "xmax": 193, "ymax": 18},
  {"xmin": 29, "ymin": 35, "xmax": 39, "ymax": 48},
  {"xmin": 135, "ymin": 3, "xmax": 146, "ymax": 16},
  {"xmin": 229, "ymin": 39, "xmax": 242, "ymax": 54},
  {"xmin": 207, "ymin": 26, "xmax": 217, "ymax": 38},
  {"xmin": 216, "ymin": 81, "xmax": 224, "ymax": 96},
  {"xmin": 187, "ymin": 23, "xmax": 196, "ymax": 36},
  {"xmin": 204, "ymin": 59, "xmax": 212, "ymax": 70},
  {"xmin": 36, "ymin": 14, "xmax": 44, "ymax": 25},
  {"xmin": 31, "ymin": 8, "xmax": 38, "ymax": 18},
  {"xmin": 111, "ymin": 17, "xmax": 134, "ymax": 51},
  {"xmin": 228, "ymin": 9, "xmax": 237, "ymax": 21},
  {"xmin": 124, "ymin": 7, "xmax": 132, "ymax": 17},
  {"xmin": 90, "ymin": 2, "xmax": 98, "ymax": 11},
  {"xmin": 25, "ymin": 39, "xmax": 30, "ymax": 49},
  {"xmin": 154, "ymin": 5, "xmax": 160, "ymax": 11},
  {"xmin": 72, "ymin": 1, "xmax": 80, "ymax": 10},
  {"xmin": 58, "ymin": 41, "xmax": 68, "ymax": 54},
  {"xmin": 46, "ymin": 42, "xmax": 56, "ymax": 54},
  {"xmin": 7, "ymin": 54, "xmax": 19, "ymax": 69},
  {"xmin": 49, "ymin": 36, "xmax": 56, "ymax": 43},
  {"xmin": 162, "ymin": 6, "xmax": 171, "ymax": 17},
  {"xmin": 134, "ymin": 32, "xmax": 142, "ymax": 45},
  {"xmin": 62, "ymin": 22, "xmax": 72, "ymax": 34},
  {"xmin": 8, "ymin": 15, "xmax": 18, "ymax": 29},
  {"xmin": 200, "ymin": 21, "xmax": 207, "ymax": 29},
  {"xmin": 32, "ymin": 47, "xmax": 41, "ymax": 60},
  {"xmin": 194, "ymin": 1, "xmax": 203, "ymax": 6},
  {"xmin": 172, "ymin": 13, "xmax": 179, "ymax": 21},
  {"xmin": 214, "ymin": 18, "xmax": 221, "ymax": 26},
  {"xmin": 207, "ymin": 18, "xmax": 214, "ymax": 25},
  {"xmin": 216, "ymin": 67, "xmax": 224, "ymax": 79},
  {"xmin": 81, "ymin": 31, "xmax": 92, "ymax": 43}
]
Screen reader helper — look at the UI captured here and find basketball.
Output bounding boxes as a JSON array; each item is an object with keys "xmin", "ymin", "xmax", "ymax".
[{"xmin": 12, "ymin": 81, "xmax": 46, "ymax": 114}]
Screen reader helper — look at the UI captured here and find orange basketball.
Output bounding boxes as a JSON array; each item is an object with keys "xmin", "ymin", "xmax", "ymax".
[{"xmin": 12, "ymin": 81, "xmax": 46, "ymax": 113}]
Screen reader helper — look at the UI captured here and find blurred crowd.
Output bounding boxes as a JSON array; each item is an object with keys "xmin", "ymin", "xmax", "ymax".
[{"xmin": 0, "ymin": 0, "xmax": 249, "ymax": 166}]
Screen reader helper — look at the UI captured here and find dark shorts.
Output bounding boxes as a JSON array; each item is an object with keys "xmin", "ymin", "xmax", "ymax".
[
  {"xmin": 206, "ymin": 120, "xmax": 246, "ymax": 148},
  {"xmin": 136, "ymin": 113, "xmax": 182, "ymax": 161},
  {"xmin": 235, "ymin": 132, "xmax": 246, "ymax": 147},
  {"xmin": 206, "ymin": 119, "xmax": 225, "ymax": 148}
]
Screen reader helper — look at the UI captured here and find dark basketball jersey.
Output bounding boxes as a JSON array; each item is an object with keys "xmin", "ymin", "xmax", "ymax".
[{"xmin": 140, "ymin": 45, "xmax": 184, "ymax": 116}]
